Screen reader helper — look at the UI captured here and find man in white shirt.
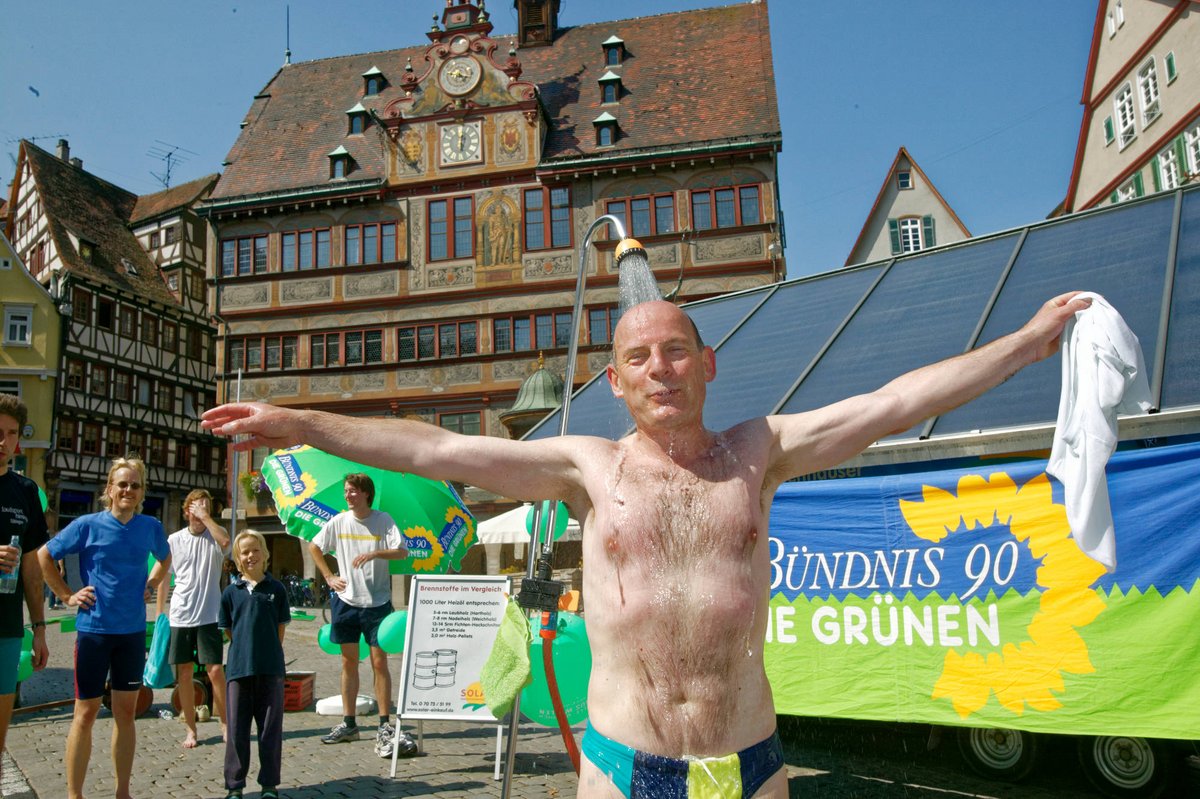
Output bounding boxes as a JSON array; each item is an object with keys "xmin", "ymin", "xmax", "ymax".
[
  {"xmin": 308, "ymin": 474, "xmax": 406, "ymax": 758},
  {"xmin": 155, "ymin": 489, "xmax": 230, "ymax": 748}
]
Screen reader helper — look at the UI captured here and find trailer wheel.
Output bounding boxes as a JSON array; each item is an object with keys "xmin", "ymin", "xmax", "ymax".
[
  {"xmin": 1077, "ymin": 736, "xmax": 1179, "ymax": 798},
  {"xmin": 956, "ymin": 727, "xmax": 1040, "ymax": 781}
]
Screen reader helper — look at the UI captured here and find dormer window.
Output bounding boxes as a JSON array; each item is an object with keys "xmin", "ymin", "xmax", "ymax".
[
  {"xmin": 79, "ymin": 240, "xmax": 95, "ymax": 264},
  {"xmin": 120, "ymin": 257, "xmax": 138, "ymax": 276},
  {"xmin": 599, "ymin": 71, "xmax": 621, "ymax": 104},
  {"xmin": 346, "ymin": 103, "xmax": 369, "ymax": 135},
  {"xmin": 362, "ymin": 66, "xmax": 386, "ymax": 96},
  {"xmin": 602, "ymin": 35, "xmax": 624, "ymax": 66},
  {"xmin": 328, "ymin": 146, "xmax": 353, "ymax": 179},
  {"xmin": 593, "ymin": 112, "xmax": 618, "ymax": 147}
]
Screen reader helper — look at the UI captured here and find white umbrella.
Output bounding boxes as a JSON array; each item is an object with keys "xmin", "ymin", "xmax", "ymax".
[{"xmin": 475, "ymin": 503, "xmax": 581, "ymax": 544}]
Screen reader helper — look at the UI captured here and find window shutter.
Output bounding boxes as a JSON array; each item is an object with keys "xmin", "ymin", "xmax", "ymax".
[
  {"xmin": 1103, "ymin": 117, "xmax": 1115, "ymax": 144},
  {"xmin": 1132, "ymin": 172, "xmax": 1144, "ymax": 197},
  {"xmin": 1166, "ymin": 51, "xmax": 1177, "ymax": 82},
  {"xmin": 888, "ymin": 219, "xmax": 901, "ymax": 255},
  {"xmin": 922, "ymin": 215, "xmax": 936, "ymax": 248},
  {"xmin": 1176, "ymin": 137, "xmax": 1188, "ymax": 178},
  {"xmin": 1111, "ymin": 190, "xmax": 1120, "ymax": 204},
  {"xmin": 1152, "ymin": 158, "xmax": 1162, "ymax": 192}
]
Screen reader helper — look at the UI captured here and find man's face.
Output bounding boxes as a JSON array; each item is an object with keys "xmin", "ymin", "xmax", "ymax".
[
  {"xmin": 344, "ymin": 481, "xmax": 369, "ymax": 513},
  {"xmin": 606, "ymin": 301, "xmax": 715, "ymax": 429},
  {"xmin": 236, "ymin": 537, "xmax": 265, "ymax": 575},
  {"xmin": 0, "ymin": 414, "xmax": 18, "ymax": 470},
  {"xmin": 185, "ymin": 496, "xmax": 210, "ymax": 527},
  {"xmin": 106, "ymin": 467, "xmax": 144, "ymax": 516}
]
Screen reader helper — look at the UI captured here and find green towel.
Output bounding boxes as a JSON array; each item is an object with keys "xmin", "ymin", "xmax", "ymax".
[{"xmin": 481, "ymin": 597, "xmax": 532, "ymax": 719}]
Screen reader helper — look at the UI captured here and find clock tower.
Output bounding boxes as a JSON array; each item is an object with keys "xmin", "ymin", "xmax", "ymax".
[{"xmin": 380, "ymin": 0, "xmax": 541, "ymax": 180}]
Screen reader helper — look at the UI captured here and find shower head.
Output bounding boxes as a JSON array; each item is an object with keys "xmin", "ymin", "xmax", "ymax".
[{"xmin": 613, "ymin": 237, "xmax": 646, "ymax": 268}]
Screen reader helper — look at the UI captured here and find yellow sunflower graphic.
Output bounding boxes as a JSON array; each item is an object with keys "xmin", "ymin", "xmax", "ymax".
[{"xmin": 899, "ymin": 471, "xmax": 1107, "ymax": 718}]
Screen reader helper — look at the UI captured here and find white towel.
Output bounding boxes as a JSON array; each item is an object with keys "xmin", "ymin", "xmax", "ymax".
[{"xmin": 1046, "ymin": 292, "xmax": 1152, "ymax": 572}]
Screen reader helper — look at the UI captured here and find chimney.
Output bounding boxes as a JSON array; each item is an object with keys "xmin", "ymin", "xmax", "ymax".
[
  {"xmin": 514, "ymin": 0, "xmax": 560, "ymax": 47},
  {"xmin": 70, "ymin": 157, "xmax": 83, "ymax": 170},
  {"xmin": 56, "ymin": 139, "xmax": 70, "ymax": 162}
]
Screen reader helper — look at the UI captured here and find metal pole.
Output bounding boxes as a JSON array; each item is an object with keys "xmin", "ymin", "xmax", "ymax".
[
  {"xmin": 228, "ymin": 370, "xmax": 242, "ymax": 541},
  {"xmin": 499, "ymin": 216, "xmax": 626, "ymax": 799}
]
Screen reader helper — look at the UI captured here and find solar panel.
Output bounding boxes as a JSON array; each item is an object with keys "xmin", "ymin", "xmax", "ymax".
[
  {"xmin": 705, "ymin": 266, "xmax": 884, "ymax": 431},
  {"xmin": 522, "ymin": 188, "xmax": 1196, "ymax": 451},
  {"xmin": 933, "ymin": 194, "xmax": 1174, "ymax": 437},
  {"xmin": 1160, "ymin": 190, "xmax": 1200, "ymax": 409},
  {"xmin": 777, "ymin": 235, "xmax": 1020, "ymax": 442}
]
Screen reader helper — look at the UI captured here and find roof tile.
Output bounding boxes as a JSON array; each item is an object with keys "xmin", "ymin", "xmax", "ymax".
[{"xmin": 212, "ymin": 2, "xmax": 778, "ymax": 201}]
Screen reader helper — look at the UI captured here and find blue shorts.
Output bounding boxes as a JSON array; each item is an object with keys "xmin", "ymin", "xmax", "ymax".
[
  {"xmin": 74, "ymin": 631, "xmax": 146, "ymax": 700},
  {"xmin": 0, "ymin": 637, "xmax": 22, "ymax": 695},
  {"xmin": 329, "ymin": 595, "xmax": 391, "ymax": 647}
]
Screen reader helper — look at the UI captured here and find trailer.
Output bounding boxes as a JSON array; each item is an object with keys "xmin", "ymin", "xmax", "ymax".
[{"xmin": 765, "ymin": 436, "xmax": 1200, "ymax": 796}]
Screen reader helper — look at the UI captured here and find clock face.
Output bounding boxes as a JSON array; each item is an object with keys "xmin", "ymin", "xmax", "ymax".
[
  {"xmin": 440, "ymin": 122, "xmax": 482, "ymax": 165},
  {"xmin": 440, "ymin": 56, "xmax": 482, "ymax": 96}
]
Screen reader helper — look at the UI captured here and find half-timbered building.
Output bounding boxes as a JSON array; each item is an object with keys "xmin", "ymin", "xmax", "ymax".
[
  {"xmin": 200, "ymin": 1, "xmax": 783, "ymax": 553},
  {"xmin": 5, "ymin": 139, "xmax": 223, "ymax": 526}
]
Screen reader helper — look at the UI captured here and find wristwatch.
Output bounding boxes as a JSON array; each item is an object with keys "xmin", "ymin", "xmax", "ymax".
[{"xmin": 30, "ymin": 621, "xmax": 46, "ymax": 629}]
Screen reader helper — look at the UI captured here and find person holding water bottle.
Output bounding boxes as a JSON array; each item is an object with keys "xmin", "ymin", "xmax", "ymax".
[
  {"xmin": 39, "ymin": 455, "xmax": 170, "ymax": 799},
  {"xmin": 0, "ymin": 395, "xmax": 49, "ymax": 786}
]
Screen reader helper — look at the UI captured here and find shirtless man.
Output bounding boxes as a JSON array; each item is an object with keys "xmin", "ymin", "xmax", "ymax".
[{"xmin": 203, "ymin": 293, "xmax": 1088, "ymax": 798}]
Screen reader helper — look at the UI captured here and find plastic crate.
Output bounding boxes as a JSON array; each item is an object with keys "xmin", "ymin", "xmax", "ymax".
[{"xmin": 283, "ymin": 671, "xmax": 314, "ymax": 712}]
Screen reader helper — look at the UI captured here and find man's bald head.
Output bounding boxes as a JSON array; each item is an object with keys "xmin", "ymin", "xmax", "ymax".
[{"xmin": 611, "ymin": 301, "xmax": 704, "ymax": 361}]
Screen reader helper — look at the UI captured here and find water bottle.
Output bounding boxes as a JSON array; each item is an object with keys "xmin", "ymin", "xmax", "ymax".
[
  {"xmin": 158, "ymin": 709, "xmax": 174, "ymax": 720},
  {"xmin": 0, "ymin": 536, "xmax": 21, "ymax": 594}
]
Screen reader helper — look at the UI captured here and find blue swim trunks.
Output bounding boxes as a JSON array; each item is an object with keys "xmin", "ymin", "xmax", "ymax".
[{"xmin": 582, "ymin": 723, "xmax": 785, "ymax": 798}]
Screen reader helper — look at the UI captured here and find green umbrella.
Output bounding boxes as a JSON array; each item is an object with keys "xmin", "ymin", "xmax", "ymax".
[{"xmin": 260, "ymin": 446, "xmax": 476, "ymax": 574}]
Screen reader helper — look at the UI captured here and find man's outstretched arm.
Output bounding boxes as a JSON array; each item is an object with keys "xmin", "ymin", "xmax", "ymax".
[
  {"xmin": 767, "ymin": 291, "xmax": 1091, "ymax": 482},
  {"xmin": 201, "ymin": 404, "xmax": 587, "ymax": 506}
]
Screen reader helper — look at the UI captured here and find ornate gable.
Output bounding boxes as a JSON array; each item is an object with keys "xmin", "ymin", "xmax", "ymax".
[{"xmin": 379, "ymin": 3, "xmax": 541, "ymax": 183}]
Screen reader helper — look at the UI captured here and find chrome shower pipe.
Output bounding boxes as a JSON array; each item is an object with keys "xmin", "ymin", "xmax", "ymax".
[
  {"xmin": 558, "ymin": 213, "xmax": 627, "ymax": 437},
  {"xmin": 499, "ymin": 214, "xmax": 626, "ymax": 799}
]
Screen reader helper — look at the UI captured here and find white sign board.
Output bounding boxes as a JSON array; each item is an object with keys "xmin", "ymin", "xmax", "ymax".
[{"xmin": 397, "ymin": 574, "xmax": 511, "ymax": 721}]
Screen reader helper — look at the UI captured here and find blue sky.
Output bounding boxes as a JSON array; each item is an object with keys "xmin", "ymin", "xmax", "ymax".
[{"xmin": 1, "ymin": 1, "xmax": 1096, "ymax": 276}]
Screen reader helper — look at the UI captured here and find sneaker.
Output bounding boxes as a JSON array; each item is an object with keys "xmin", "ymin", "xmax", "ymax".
[
  {"xmin": 394, "ymin": 730, "xmax": 419, "ymax": 758},
  {"xmin": 321, "ymin": 722, "xmax": 360, "ymax": 744},
  {"xmin": 375, "ymin": 724, "xmax": 395, "ymax": 758}
]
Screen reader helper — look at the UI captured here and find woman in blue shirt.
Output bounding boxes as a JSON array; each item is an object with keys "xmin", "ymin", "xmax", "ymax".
[{"xmin": 39, "ymin": 456, "xmax": 170, "ymax": 799}]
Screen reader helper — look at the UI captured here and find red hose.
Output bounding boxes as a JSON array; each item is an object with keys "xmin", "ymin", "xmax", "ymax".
[{"xmin": 542, "ymin": 614, "xmax": 581, "ymax": 774}]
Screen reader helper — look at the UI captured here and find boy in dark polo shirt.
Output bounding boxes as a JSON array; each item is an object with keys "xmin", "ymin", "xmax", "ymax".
[{"xmin": 218, "ymin": 531, "xmax": 289, "ymax": 799}]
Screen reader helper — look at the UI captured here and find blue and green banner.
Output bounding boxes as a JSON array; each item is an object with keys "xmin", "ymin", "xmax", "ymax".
[{"xmin": 765, "ymin": 441, "xmax": 1200, "ymax": 740}]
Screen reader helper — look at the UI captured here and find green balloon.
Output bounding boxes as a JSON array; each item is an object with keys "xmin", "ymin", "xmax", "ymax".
[
  {"xmin": 376, "ymin": 610, "xmax": 408, "ymax": 654},
  {"xmin": 525, "ymin": 500, "xmax": 570, "ymax": 542},
  {"xmin": 16, "ymin": 650, "xmax": 32, "ymax": 683},
  {"xmin": 317, "ymin": 623, "xmax": 340, "ymax": 655},
  {"xmin": 317, "ymin": 624, "xmax": 368, "ymax": 659},
  {"xmin": 21, "ymin": 628, "xmax": 32, "ymax": 652},
  {"xmin": 36, "ymin": 485, "xmax": 48, "ymax": 512},
  {"xmin": 520, "ymin": 611, "xmax": 590, "ymax": 727}
]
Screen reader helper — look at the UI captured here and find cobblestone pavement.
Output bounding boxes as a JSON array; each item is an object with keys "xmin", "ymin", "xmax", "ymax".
[{"xmin": 3, "ymin": 607, "xmax": 1194, "ymax": 797}]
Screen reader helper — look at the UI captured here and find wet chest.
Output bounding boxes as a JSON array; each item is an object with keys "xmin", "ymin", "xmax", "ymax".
[{"xmin": 598, "ymin": 454, "xmax": 762, "ymax": 571}]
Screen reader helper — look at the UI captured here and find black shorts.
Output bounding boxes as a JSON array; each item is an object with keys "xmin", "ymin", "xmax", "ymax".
[
  {"xmin": 330, "ymin": 594, "xmax": 391, "ymax": 648},
  {"xmin": 168, "ymin": 623, "xmax": 224, "ymax": 666},
  {"xmin": 75, "ymin": 631, "xmax": 145, "ymax": 700}
]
